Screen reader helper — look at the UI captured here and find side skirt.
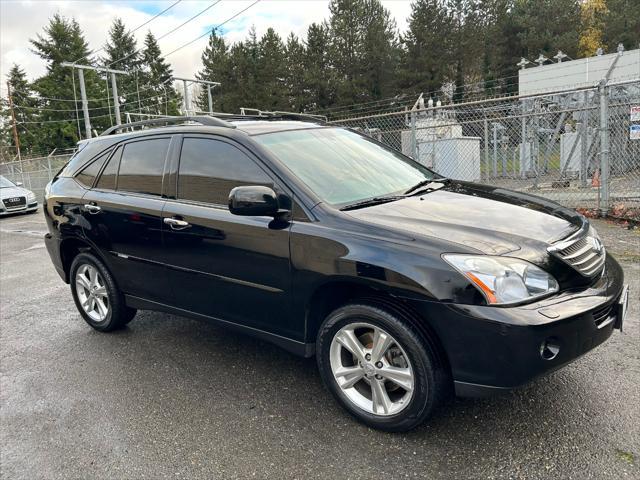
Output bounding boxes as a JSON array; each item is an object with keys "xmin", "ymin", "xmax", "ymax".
[{"xmin": 124, "ymin": 294, "xmax": 315, "ymax": 358}]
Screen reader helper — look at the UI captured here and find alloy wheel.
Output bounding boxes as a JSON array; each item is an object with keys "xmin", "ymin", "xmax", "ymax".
[
  {"xmin": 75, "ymin": 264, "xmax": 109, "ymax": 322},
  {"xmin": 329, "ymin": 322, "xmax": 415, "ymax": 416}
]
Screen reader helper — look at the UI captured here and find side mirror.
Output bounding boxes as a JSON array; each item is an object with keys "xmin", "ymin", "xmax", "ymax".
[
  {"xmin": 228, "ymin": 186, "xmax": 279, "ymax": 217},
  {"xmin": 16, "ymin": 182, "xmax": 23, "ymax": 187}
]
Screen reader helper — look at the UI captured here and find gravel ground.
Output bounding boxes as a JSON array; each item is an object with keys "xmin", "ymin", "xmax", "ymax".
[{"xmin": 1, "ymin": 212, "xmax": 638, "ymax": 479}]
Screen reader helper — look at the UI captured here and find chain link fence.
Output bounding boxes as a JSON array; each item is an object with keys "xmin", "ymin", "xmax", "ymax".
[
  {"xmin": 330, "ymin": 80, "xmax": 640, "ymax": 220},
  {"xmin": 0, "ymin": 154, "xmax": 73, "ymax": 202}
]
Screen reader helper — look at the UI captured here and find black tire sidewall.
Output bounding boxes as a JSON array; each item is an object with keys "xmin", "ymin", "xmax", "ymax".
[
  {"xmin": 317, "ymin": 303, "xmax": 439, "ymax": 432},
  {"xmin": 70, "ymin": 252, "xmax": 127, "ymax": 332}
]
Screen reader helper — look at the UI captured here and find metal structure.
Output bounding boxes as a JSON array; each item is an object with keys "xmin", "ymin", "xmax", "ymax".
[
  {"xmin": 60, "ymin": 62, "xmax": 128, "ymax": 138},
  {"xmin": 173, "ymin": 77, "xmax": 220, "ymax": 115}
]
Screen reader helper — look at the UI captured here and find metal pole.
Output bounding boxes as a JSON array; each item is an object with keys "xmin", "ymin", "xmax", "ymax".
[
  {"xmin": 483, "ymin": 118, "xmax": 489, "ymax": 180},
  {"xmin": 183, "ymin": 79, "xmax": 191, "ymax": 115},
  {"xmin": 111, "ymin": 72, "xmax": 121, "ymax": 125},
  {"xmin": 598, "ymin": 80, "xmax": 610, "ymax": 215},
  {"xmin": 410, "ymin": 111, "xmax": 417, "ymax": 159},
  {"xmin": 520, "ymin": 100, "xmax": 527, "ymax": 178},
  {"xmin": 77, "ymin": 68, "xmax": 92, "ymax": 139},
  {"xmin": 6, "ymin": 82, "xmax": 21, "ymax": 162},
  {"xmin": 580, "ymin": 91, "xmax": 589, "ymax": 187},
  {"xmin": 492, "ymin": 124, "xmax": 498, "ymax": 177},
  {"xmin": 207, "ymin": 85, "xmax": 213, "ymax": 114}
]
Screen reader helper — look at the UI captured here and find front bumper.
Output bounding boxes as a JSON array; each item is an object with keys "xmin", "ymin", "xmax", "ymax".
[
  {"xmin": 405, "ymin": 253, "xmax": 626, "ymax": 397},
  {"xmin": 0, "ymin": 201, "xmax": 38, "ymax": 216}
]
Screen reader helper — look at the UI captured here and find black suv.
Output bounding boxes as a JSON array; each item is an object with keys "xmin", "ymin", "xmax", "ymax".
[{"xmin": 44, "ymin": 115, "xmax": 628, "ymax": 431}]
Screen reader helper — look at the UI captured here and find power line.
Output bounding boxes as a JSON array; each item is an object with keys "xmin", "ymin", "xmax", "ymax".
[
  {"xmin": 105, "ymin": 0, "xmax": 222, "ymax": 69},
  {"xmin": 70, "ymin": 0, "xmax": 183, "ymax": 65},
  {"xmin": 164, "ymin": 0, "xmax": 261, "ymax": 58}
]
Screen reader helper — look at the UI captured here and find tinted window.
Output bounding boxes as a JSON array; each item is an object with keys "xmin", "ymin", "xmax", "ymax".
[
  {"xmin": 96, "ymin": 147, "xmax": 121, "ymax": 190},
  {"xmin": 254, "ymin": 128, "xmax": 436, "ymax": 206},
  {"xmin": 117, "ymin": 138, "xmax": 170, "ymax": 196},
  {"xmin": 178, "ymin": 138, "xmax": 272, "ymax": 205},
  {"xmin": 75, "ymin": 149, "xmax": 111, "ymax": 188}
]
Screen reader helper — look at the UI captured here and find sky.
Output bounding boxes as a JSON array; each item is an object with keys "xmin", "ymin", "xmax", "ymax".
[{"xmin": 0, "ymin": 0, "xmax": 413, "ymax": 96}]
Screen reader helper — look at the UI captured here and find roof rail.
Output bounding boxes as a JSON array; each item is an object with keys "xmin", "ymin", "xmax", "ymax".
[
  {"xmin": 237, "ymin": 108, "xmax": 327, "ymax": 122},
  {"xmin": 100, "ymin": 115, "xmax": 236, "ymax": 136}
]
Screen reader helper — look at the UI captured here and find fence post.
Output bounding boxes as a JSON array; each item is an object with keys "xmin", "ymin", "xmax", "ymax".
[
  {"xmin": 598, "ymin": 80, "xmax": 610, "ymax": 215},
  {"xmin": 410, "ymin": 111, "xmax": 417, "ymax": 159},
  {"xmin": 483, "ymin": 118, "xmax": 489, "ymax": 180},
  {"xmin": 580, "ymin": 91, "xmax": 589, "ymax": 187}
]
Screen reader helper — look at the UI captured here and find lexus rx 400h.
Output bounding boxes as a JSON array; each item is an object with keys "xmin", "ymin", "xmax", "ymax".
[{"xmin": 44, "ymin": 115, "xmax": 628, "ymax": 431}]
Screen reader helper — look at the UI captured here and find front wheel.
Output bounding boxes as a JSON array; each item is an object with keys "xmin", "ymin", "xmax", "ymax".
[
  {"xmin": 316, "ymin": 302, "xmax": 447, "ymax": 432},
  {"xmin": 70, "ymin": 252, "xmax": 136, "ymax": 332}
]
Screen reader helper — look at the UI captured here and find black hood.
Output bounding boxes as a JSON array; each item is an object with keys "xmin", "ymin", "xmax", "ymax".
[{"xmin": 344, "ymin": 181, "xmax": 584, "ymax": 255}]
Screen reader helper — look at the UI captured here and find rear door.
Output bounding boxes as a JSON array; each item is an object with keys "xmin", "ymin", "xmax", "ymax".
[
  {"xmin": 161, "ymin": 135, "xmax": 294, "ymax": 337},
  {"xmin": 81, "ymin": 135, "xmax": 176, "ymax": 303}
]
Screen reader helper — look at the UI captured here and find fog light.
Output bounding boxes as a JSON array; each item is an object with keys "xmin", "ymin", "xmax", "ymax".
[{"xmin": 540, "ymin": 337, "xmax": 560, "ymax": 360}]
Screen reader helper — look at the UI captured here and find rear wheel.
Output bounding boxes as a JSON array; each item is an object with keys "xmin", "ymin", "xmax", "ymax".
[
  {"xmin": 70, "ymin": 252, "xmax": 136, "ymax": 331},
  {"xmin": 317, "ymin": 302, "xmax": 447, "ymax": 431}
]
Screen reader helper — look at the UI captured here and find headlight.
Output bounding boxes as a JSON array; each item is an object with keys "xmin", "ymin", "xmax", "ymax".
[
  {"xmin": 27, "ymin": 191, "xmax": 36, "ymax": 201},
  {"xmin": 443, "ymin": 254, "xmax": 559, "ymax": 305}
]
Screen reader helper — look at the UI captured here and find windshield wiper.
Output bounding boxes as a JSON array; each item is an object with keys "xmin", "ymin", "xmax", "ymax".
[
  {"xmin": 404, "ymin": 177, "xmax": 450, "ymax": 195},
  {"xmin": 339, "ymin": 195, "xmax": 405, "ymax": 211}
]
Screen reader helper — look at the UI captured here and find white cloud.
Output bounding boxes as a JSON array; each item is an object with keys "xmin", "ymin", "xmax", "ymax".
[{"xmin": 0, "ymin": 0, "xmax": 414, "ymax": 96}]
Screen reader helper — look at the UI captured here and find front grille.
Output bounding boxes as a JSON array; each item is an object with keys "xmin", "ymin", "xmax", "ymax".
[
  {"xmin": 592, "ymin": 303, "xmax": 615, "ymax": 329},
  {"xmin": 2, "ymin": 196, "xmax": 26, "ymax": 208},
  {"xmin": 548, "ymin": 227, "xmax": 606, "ymax": 277}
]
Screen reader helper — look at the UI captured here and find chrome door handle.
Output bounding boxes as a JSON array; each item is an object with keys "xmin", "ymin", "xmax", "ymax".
[
  {"xmin": 164, "ymin": 217, "xmax": 191, "ymax": 229},
  {"xmin": 84, "ymin": 204, "xmax": 101, "ymax": 214}
]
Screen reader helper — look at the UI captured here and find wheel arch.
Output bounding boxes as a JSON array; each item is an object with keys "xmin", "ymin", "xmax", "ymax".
[
  {"xmin": 304, "ymin": 278, "xmax": 451, "ymax": 372},
  {"xmin": 60, "ymin": 237, "xmax": 110, "ymax": 283}
]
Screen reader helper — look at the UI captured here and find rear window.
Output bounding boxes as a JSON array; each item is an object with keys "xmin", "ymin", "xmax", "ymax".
[
  {"xmin": 116, "ymin": 138, "xmax": 170, "ymax": 196},
  {"xmin": 75, "ymin": 149, "xmax": 112, "ymax": 188},
  {"xmin": 57, "ymin": 139, "xmax": 114, "ymax": 178}
]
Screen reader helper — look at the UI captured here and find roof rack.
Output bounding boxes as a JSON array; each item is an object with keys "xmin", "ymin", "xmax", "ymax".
[
  {"xmin": 100, "ymin": 115, "xmax": 236, "ymax": 136},
  {"xmin": 238, "ymin": 108, "xmax": 328, "ymax": 122}
]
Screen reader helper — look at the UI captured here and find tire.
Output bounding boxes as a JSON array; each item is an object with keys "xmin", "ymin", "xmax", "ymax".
[
  {"xmin": 316, "ymin": 302, "xmax": 448, "ymax": 432},
  {"xmin": 70, "ymin": 252, "xmax": 136, "ymax": 332}
]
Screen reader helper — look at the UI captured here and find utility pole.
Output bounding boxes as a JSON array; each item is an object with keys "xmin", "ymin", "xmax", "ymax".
[
  {"xmin": 6, "ymin": 82, "xmax": 21, "ymax": 161},
  {"xmin": 61, "ymin": 63, "xmax": 127, "ymax": 138},
  {"xmin": 173, "ymin": 77, "xmax": 220, "ymax": 115}
]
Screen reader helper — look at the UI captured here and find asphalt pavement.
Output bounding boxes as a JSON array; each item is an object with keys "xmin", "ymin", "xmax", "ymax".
[{"xmin": 1, "ymin": 211, "xmax": 638, "ymax": 479}]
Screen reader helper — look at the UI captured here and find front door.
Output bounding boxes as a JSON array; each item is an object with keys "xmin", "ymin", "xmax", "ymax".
[{"xmin": 161, "ymin": 136, "xmax": 294, "ymax": 338}]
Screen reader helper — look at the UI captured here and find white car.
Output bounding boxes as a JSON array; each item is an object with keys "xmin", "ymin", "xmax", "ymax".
[{"xmin": 0, "ymin": 175, "xmax": 38, "ymax": 216}]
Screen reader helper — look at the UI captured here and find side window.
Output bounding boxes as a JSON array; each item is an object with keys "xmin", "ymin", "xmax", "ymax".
[
  {"xmin": 75, "ymin": 149, "xmax": 112, "ymax": 188},
  {"xmin": 96, "ymin": 147, "xmax": 121, "ymax": 190},
  {"xmin": 178, "ymin": 138, "xmax": 272, "ymax": 205},
  {"xmin": 117, "ymin": 138, "xmax": 170, "ymax": 196}
]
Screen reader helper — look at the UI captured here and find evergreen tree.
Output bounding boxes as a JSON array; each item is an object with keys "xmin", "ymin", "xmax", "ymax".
[
  {"xmin": 103, "ymin": 18, "xmax": 139, "ymax": 116},
  {"xmin": 257, "ymin": 28, "xmax": 287, "ymax": 110},
  {"xmin": 30, "ymin": 14, "xmax": 108, "ymax": 150},
  {"xmin": 283, "ymin": 33, "xmax": 307, "ymax": 111},
  {"xmin": 196, "ymin": 30, "xmax": 230, "ymax": 112},
  {"xmin": 139, "ymin": 31, "xmax": 181, "ymax": 116},
  {"xmin": 360, "ymin": 0, "xmax": 399, "ymax": 101},
  {"xmin": 1, "ymin": 64, "xmax": 39, "ymax": 155},
  {"xmin": 304, "ymin": 22, "xmax": 334, "ymax": 110},
  {"xmin": 399, "ymin": 0, "xmax": 453, "ymax": 98},
  {"xmin": 602, "ymin": 0, "xmax": 640, "ymax": 52}
]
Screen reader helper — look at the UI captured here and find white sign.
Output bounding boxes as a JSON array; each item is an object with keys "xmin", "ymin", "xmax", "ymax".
[
  {"xmin": 631, "ymin": 124, "xmax": 640, "ymax": 140},
  {"xmin": 632, "ymin": 106, "xmax": 640, "ymax": 121}
]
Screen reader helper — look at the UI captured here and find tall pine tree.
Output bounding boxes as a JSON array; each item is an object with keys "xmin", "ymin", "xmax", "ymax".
[
  {"xmin": 139, "ymin": 31, "xmax": 181, "ymax": 116},
  {"xmin": 1, "ymin": 65, "xmax": 39, "ymax": 156},
  {"xmin": 30, "ymin": 14, "xmax": 108, "ymax": 150}
]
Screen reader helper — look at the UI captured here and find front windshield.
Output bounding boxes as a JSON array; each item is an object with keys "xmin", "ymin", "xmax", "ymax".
[
  {"xmin": 0, "ymin": 176, "xmax": 16, "ymax": 188},
  {"xmin": 254, "ymin": 127, "xmax": 436, "ymax": 205}
]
